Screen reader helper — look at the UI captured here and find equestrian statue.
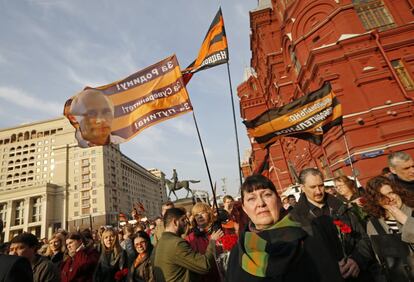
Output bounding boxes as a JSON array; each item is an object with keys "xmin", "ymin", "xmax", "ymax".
[{"xmin": 163, "ymin": 169, "xmax": 199, "ymax": 200}]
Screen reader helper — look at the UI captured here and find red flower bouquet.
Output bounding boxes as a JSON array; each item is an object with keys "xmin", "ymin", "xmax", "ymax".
[
  {"xmin": 114, "ymin": 268, "xmax": 128, "ymax": 281},
  {"xmin": 333, "ymin": 220, "xmax": 352, "ymax": 234},
  {"xmin": 219, "ymin": 233, "xmax": 238, "ymax": 251},
  {"xmin": 333, "ymin": 219, "xmax": 352, "ymax": 261}
]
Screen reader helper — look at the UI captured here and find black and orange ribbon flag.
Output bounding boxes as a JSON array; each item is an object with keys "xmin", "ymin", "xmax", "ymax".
[
  {"xmin": 182, "ymin": 7, "xmax": 229, "ymax": 85},
  {"xmin": 244, "ymin": 83, "xmax": 342, "ymax": 147},
  {"xmin": 64, "ymin": 55, "xmax": 193, "ymax": 148}
]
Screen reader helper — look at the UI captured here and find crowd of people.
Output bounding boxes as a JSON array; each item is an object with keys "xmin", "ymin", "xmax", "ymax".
[{"xmin": 0, "ymin": 150, "xmax": 413, "ymax": 282}]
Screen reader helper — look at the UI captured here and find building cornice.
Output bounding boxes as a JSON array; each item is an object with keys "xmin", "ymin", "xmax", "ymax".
[{"xmin": 0, "ymin": 116, "xmax": 68, "ymax": 134}]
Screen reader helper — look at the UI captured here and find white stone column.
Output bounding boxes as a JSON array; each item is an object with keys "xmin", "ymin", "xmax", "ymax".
[
  {"xmin": 23, "ymin": 197, "xmax": 30, "ymax": 233},
  {"xmin": 62, "ymin": 190, "xmax": 68, "ymax": 230},
  {"xmin": 41, "ymin": 194, "xmax": 47, "ymax": 239},
  {"xmin": 4, "ymin": 200, "xmax": 13, "ymax": 242}
]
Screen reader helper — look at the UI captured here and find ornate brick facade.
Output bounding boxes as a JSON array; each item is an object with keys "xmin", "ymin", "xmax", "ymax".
[{"xmin": 238, "ymin": 0, "xmax": 414, "ymax": 192}]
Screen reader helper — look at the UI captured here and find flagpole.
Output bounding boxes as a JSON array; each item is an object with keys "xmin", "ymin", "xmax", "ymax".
[
  {"xmin": 191, "ymin": 112, "xmax": 215, "ymax": 200},
  {"xmin": 211, "ymin": 182, "xmax": 220, "ymax": 212},
  {"xmin": 268, "ymin": 150, "xmax": 282, "ymax": 189},
  {"xmin": 340, "ymin": 124, "xmax": 358, "ymax": 182},
  {"xmin": 321, "ymin": 145, "xmax": 334, "ymax": 178},
  {"xmin": 226, "ymin": 62, "xmax": 243, "ymax": 187}
]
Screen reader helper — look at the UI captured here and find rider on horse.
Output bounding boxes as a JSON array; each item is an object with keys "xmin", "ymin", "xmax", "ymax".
[{"xmin": 171, "ymin": 168, "xmax": 178, "ymax": 190}]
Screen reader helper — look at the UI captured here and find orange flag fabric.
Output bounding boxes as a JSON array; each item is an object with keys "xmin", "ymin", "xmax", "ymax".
[
  {"xmin": 244, "ymin": 83, "xmax": 342, "ymax": 147},
  {"xmin": 64, "ymin": 55, "xmax": 192, "ymax": 148},
  {"xmin": 182, "ymin": 8, "xmax": 228, "ymax": 84}
]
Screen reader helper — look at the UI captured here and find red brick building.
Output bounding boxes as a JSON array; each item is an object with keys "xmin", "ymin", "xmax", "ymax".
[{"xmin": 238, "ymin": 0, "xmax": 414, "ymax": 192}]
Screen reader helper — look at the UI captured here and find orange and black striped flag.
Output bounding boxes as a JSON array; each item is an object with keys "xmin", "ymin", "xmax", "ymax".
[
  {"xmin": 244, "ymin": 82, "xmax": 342, "ymax": 147},
  {"xmin": 64, "ymin": 55, "xmax": 193, "ymax": 148},
  {"xmin": 182, "ymin": 8, "xmax": 228, "ymax": 85}
]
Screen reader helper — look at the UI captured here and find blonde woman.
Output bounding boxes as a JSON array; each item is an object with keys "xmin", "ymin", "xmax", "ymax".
[
  {"xmin": 45, "ymin": 233, "xmax": 66, "ymax": 268},
  {"xmin": 186, "ymin": 202, "xmax": 223, "ymax": 282},
  {"xmin": 94, "ymin": 228, "xmax": 128, "ymax": 282}
]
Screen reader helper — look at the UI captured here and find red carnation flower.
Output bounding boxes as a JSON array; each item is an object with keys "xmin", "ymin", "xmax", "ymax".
[
  {"xmin": 114, "ymin": 268, "xmax": 128, "ymax": 281},
  {"xmin": 333, "ymin": 219, "xmax": 352, "ymax": 234},
  {"xmin": 219, "ymin": 234, "xmax": 238, "ymax": 251},
  {"xmin": 341, "ymin": 224, "xmax": 352, "ymax": 234},
  {"xmin": 357, "ymin": 197, "xmax": 367, "ymax": 206},
  {"xmin": 333, "ymin": 220, "xmax": 343, "ymax": 228}
]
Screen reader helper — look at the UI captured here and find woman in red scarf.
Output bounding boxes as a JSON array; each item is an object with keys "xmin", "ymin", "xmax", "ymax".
[{"xmin": 128, "ymin": 231, "xmax": 154, "ymax": 282}]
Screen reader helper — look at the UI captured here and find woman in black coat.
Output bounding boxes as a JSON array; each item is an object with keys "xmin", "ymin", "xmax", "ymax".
[
  {"xmin": 94, "ymin": 228, "xmax": 128, "ymax": 282},
  {"xmin": 226, "ymin": 175, "xmax": 343, "ymax": 282}
]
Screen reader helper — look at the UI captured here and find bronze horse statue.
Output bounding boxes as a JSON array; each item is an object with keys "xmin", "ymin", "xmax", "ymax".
[{"xmin": 164, "ymin": 178, "xmax": 200, "ymax": 200}]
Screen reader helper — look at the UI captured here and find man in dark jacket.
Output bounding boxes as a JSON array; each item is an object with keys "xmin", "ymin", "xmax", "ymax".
[
  {"xmin": 9, "ymin": 232, "xmax": 59, "ymax": 282},
  {"xmin": 0, "ymin": 254, "xmax": 33, "ymax": 282},
  {"xmin": 388, "ymin": 151, "xmax": 414, "ymax": 191},
  {"xmin": 290, "ymin": 168, "xmax": 376, "ymax": 282}
]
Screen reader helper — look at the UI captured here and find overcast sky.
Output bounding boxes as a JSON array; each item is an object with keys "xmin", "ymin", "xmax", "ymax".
[{"xmin": 0, "ymin": 0, "xmax": 258, "ymax": 197}]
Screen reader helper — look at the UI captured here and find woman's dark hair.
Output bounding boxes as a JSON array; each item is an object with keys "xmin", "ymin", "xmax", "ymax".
[
  {"xmin": 223, "ymin": 195, "xmax": 234, "ymax": 202},
  {"xmin": 66, "ymin": 232, "xmax": 85, "ymax": 245},
  {"xmin": 364, "ymin": 175, "xmax": 414, "ymax": 218},
  {"xmin": 132, "ymin": 231, "xmax": 153, "ymax": 255},
  {"xmin": 334, "ymin": 175, "xmax": 357, "ymax": 195},
  {"xmin": 241, "ymin": 174, "xmax": 278, "ymax": 203}
]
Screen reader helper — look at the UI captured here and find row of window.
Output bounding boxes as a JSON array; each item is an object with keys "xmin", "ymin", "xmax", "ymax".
[
  {"xmin": 0, "ymin": 197, "xmax": 42, "ymax": 226},
  {"xmin": 0, "ymin": 128, "xmax": 62, "ymax": 145},
  {"xmin": 6, "ymin": 139, "xmax": 54, "ymax": 151},
  {"xmin": 354, "ymin": 0, "xmax": 396, "ymax": 32},
  {"xmin": 73, "ymin": 207, "xmax": 98, "ymax": 217},
  {"xmin": 122, "ymin": 164, "xmax": 158, "ymax": 184},
  {"xmin": 73, "ymin": 149, "xmax": 96, "ymax": 158},
  {"xmin": 392, "ymin": 60, "xmax": 414, "ymax": 91},
  {"xmin": 5, "ymin": 147, "xmax": 54, "ymax": 159}
]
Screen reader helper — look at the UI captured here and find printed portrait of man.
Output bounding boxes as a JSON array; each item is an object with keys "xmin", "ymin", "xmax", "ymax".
[{"xmin": 68, "ymin": 88, "xmax": 124, "ymax": 147}]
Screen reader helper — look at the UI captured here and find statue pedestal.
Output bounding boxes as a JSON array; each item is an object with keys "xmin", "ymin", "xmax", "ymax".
[{"xmin": 172, "ymin": 197, "xmax": 195, "ymax": 212}]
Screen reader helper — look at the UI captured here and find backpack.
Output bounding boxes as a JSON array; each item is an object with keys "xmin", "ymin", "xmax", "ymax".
[{"xmin": 369, "ymin": 217, "xmax": 414, "ymax": 282}]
